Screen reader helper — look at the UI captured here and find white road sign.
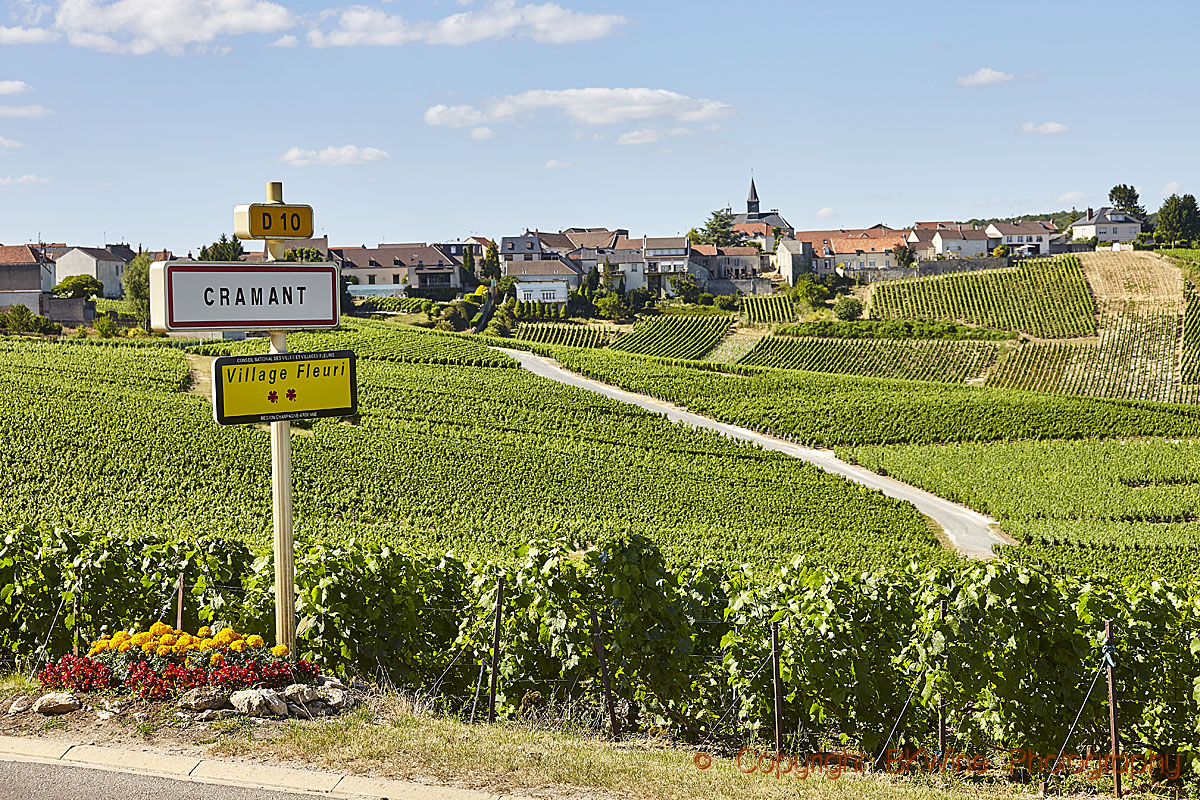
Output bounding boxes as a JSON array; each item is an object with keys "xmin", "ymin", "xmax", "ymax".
[{"xmin": 149, "ymin": 261, "xmax": 340, "ymax": 332}]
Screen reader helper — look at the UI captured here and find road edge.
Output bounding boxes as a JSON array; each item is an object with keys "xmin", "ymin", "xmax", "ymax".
[{"xmin": 0, "ymin": 734, "xmax": 511, "ymax": 800}]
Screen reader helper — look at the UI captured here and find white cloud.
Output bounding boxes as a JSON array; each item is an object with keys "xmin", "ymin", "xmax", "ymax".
[
  {"xmin": 0, "ymin": 105, "xmax": 52, "ymax": 117},
  {"xmin": 308, "ymin": 0, "xmax": 625, "ymax": 48},
  {"xmin": 424, "ymin": 88, "xmax": 732, "ymax": 132},
  {"xmin": 0, "ymin": 137, "xmax": 21, "ymax": 149},
  {"xmin": 268, "ymin": 34, "xmax": 297, "ymax": 47},
  {"xmin": 0, "ymin": 81, "xmax": 33, "ymax": 95},
  {"xmin": 544, "ymin": 159, "xmax": 570, "ymax": 169},
  {"xmin": 1020, "ymin": 121, "xmax": 1069, "ymax": 135},
  {"xmin": 469, "ymin": 126, "xmax": 495, "ymax": 141},
  {"xmin": 279, "ymin": 144, "xmax": 389, "ymax": 167},
  {"xmin": 956, "ymin": 67, "xmax": 1013, "ymax": 87},
  {"xmin": 617, "ymin": 128, "xmax": 661, "ymax": 145},
  {"xmin": 1163, "ymin": 181, "xmax": 1182, "ymax": 195},
  {"xmin": 815, "ymin": 207, "xmax": 836, "ymax": 220},
  {"xmin": 1057, "ymin": 191, "xmax": 1087, "ymax": 204},
  {"xmin": 0, "ymin": 25, "xmax": 58, "ymax": 44},
  {"xmin": 0, "ymin": 173, "xmax": 47, "ymax": 185},
  {"xmin": 53, "ymin": 0, "xmax": 296, "ymax": 55}
]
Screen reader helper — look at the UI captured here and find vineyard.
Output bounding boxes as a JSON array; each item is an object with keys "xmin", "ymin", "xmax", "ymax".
[
  {"xmin": 845, "ymin": 438, "xmax": 1200, "ymax": 581},
  {"xmin": 1183, "ymin": 284, "xmax": 1200, "ymax": 384},
  {"xmin": 607, "ymin": 314, "xmax": 734, "ymax": 360},
  {"xmin": 0, "ymin": 331, "xmax": 944, "ymax": 571},
  {"xmin": 555, "ymin": 347, "xmax": 1200, "ymax": 447},
  {"xmin": 985, "ymin": 312, "xmax": 1190, "ymax": 403},
  {"xmin": 741, "ymin": 294, "xmax": 796, "ymax": 324},
  {"xmin": 736, "ymin": 336, "xmax": 1000, "ymax": 383},
  {"xmin": 352, "ymin": 296, "xmax": 430, "ymax": 314},
  {"xmin": 515, "ymin": 322, "xmax": 611, "ymax": 348},
  {"xmin": 870, "ymin": 255, "xmax": 1097, "ymax": 338}
]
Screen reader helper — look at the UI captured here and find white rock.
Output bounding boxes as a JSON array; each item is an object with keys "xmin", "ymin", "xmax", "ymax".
[
  {"xmin": 177, "ymin": 687, "xmax": 230, "ymax": 711},
  {"xmin": 96, "ymin": 710, "xmax": 114, "ymax": 721},
  {"xmin": 230, "ymin": 689, "xmax": 287, "ymax": 718},
  {"xmin": 7, "ymin": 696, "xmax": 32, "ymax": 715},
  {"xmin": 133, "ymin": 712, "xmax": 151, "ymax": 724},
  {"xmin": 32, "ymin": 693, "xmax": 81, "ymax": 715},
  {"xmin": 281, "ymin": 684, "xmax": 318, "ymax": 704}
]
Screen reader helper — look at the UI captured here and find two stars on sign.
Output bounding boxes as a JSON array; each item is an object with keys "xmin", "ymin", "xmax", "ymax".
[{"xmin": 267, "ymin": 389, "xmax": 297, "ymax": 403}]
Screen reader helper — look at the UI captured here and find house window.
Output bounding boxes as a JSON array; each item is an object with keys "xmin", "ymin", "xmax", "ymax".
[
  {"xmin": 542, "ymin": 291, "xmax": 556, "ymax": 301},
  {"xmin": 392, "ymin": 274, "xmax": 401, "ymax": 284},
  {"xmin": 523, "ymin": 254, "xmax": 533, "ymax": 261},
  {"xmin": 869, "ymin": 261, "xmax": 876, "ymax": 268},
  {"xmin": 368, "ymin": 275, "xmax": 376, "ymax": 285},
  {"xmin": 507, "ymin": 242, "xmax": 513, "ymax": 250},
  {"xmin": 1036, "ymin": 236, "xmax": 1043, "ymax": 242},
  {"xmin": 1099, "ymin": 228, "xmax": 1107, "ymax": 234},
  {"xmin": 526, "ymin": 242, "xmax": 533, "ymax": 249}
]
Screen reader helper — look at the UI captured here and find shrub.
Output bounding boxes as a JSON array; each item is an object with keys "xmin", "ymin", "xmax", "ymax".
[
  {"xmin": 93, "ymin": 314, "xmax": 119, "ymax": 338},
  {"xmin": 833, "ymin": 295, "xmax": 864, "ymax": 321}
]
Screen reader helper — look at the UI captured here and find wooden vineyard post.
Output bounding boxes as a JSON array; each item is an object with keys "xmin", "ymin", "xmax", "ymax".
[
  {"xmin": 1105, "ymin": 619, "xmax": 1122, "ymax": 799},
  {"xmin": 938, "ymin": 600, "xmax": 946, "ymax": 759},
  {"xmin": 176, "ymin": 570, "xmax": 185, "ymax": 631},
  {"xmin": 771, "ymin": 621, "xmax": 783, "ymax": 755},
  {"xmin": 487, "ymin": 577, "xmax": 505, "ymax": 724},
  {"xmin": 590, "ymin": 607, "xmax": 619, "ymax": 738}
]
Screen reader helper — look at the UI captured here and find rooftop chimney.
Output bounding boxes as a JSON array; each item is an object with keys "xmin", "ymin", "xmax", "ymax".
[{"xmin": 1087, "ymin": 208, "xmax": 1094, "ymax": 221}]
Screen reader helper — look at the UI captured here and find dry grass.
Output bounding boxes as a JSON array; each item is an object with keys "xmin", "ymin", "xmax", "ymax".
[
  {"xmin": 1078, "ymin": 251, "xmax": 1183, "ymax": 315},
  {"xmin": 206, "ymin": 696, "xmax": 1023, "ymax": 800}
]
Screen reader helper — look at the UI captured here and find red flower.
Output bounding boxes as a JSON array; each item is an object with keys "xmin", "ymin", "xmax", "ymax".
[
  {"xmin": 286, "ymin": 388, "xmax": 296, "ymax": 401},
  {"xmin": 38, "ymin": 655, "xmax": 115, "ymax": 692},
  {"xmin": 268, "ymin": 391, "xmax": 278, "ymax": 403}
]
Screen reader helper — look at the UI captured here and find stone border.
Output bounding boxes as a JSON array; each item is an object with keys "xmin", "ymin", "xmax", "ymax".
[{"xmin": 0, "ymin": 735, "xmax": 509, "ymax": 799}]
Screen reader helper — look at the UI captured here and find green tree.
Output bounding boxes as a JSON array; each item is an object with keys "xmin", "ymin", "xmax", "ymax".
[
  {"xmin": 283, "ymin": 247, "xmax": 324, "ymax": 262},
  {"xmin": 1, "ymin": 303, "xmax": 33, "ymax": 333},
  {"xmin": 52, "ymin": 275, "xmax": 105, "ymax": 299},
  {"xmin": 693, "ymin": 207, "xmax": 748, "ymax": 248},
  {"xmin": 893, "ymin": 244, "xmax": 915, "ymax": 269},
  {"xmin": 667, "ymin": 273, "xmax": 701, "ymax": 304},
  {"xmin": 1157, "ymin": 194, "xmax": 1200, "ymax": 244},
  {"xmin": 1109, "ymin": 184, "xmax": 1148, "ymax": 226},
  {"xmin": 585, "ymin": 265, "xmax": 600, "ymax": 292},
  {"xmin": 833, "ymin": 295, "xmax": 864, "ymax": 321},
  {"xmin": 601, "ymin": 258, "xmax": 620, "ymax": 293},
  {"xmin": 93, "ymin": 313, "xmax": 118, "ymax": 338},
  {"xmin": 594, "ymin": 293, "xmax": 628, "ymax": 320},
  {"xmin": 122, "ymin": 253, "xmax": 153, "ymax": 331},
  {"xmin": 787, "ymin": 277, "xmax": 830, "ymax": 308},
  {"xmin": 482, "ymin": 240, "xmax": 502, "ymax": 281},
  {"xmin": 462, "ymin": 246, "xmax": 475, "ymax": 278},
  {"xmin": 198, "ymin": 233, "xmax": 244, "ymax": 262},
  {"xmin": 992, "ymin": 245, "xmax": 1009, "ymax": 258}
]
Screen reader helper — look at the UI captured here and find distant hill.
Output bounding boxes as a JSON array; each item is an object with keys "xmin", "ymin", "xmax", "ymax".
[{"xmin": 963, "ymin": 210, "xmax": 1078, "ymax": 232}]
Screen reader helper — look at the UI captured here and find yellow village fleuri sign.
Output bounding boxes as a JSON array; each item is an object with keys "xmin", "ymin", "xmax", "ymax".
[{"xmin": 211, "ymin": 349, "xmax": 357, "ymax": 425}]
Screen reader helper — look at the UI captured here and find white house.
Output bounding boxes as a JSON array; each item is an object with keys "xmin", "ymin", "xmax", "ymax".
[
  {"xmin": 1069, "ymin": 208, "xmax": 1141, "ymax": 243},
  {"xmin": 827, "ymin": 235, "xmax": 909, "ymax": 274},
  {"xmin": 772, "ymin": 239, "xmax": 812, "ymax": 285},
  {"xmin": 985, "ymin": 221, "xmax": 1056, "ymax": 255},
  {"xmin": 932, "ymin": 227, "xmax": 991, "ymax": 258},
  {"xmin": 515, "ymin": 279, "xmax": 569, "ymax": 304},
  {"xmin": 53, "ymin": 247, "xmax": 127, "ymax": 298}
]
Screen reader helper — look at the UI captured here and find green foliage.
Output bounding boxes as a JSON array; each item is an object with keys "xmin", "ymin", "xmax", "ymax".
[
  {"xmin": 1109, "ymin": 183, "xmax": 1147, "ymax": 224},
  {"xmin": 786, "ymin": 277, "xmax": 831, "ymax": 308},
  {"xmin": 482, "ymin": 240, "xmax": 501, "ymax": 281},
  {"xmin": 1156, "ymin": 193, "xmax": 1200, "ymax": 244},
  {"xmin": 593, "ymin": 293, "xmax": 627, "ymax": 321},
  {"xmin": 667, "ymin": 273, "xmax": 700, "ymax": 304},
  {"xmin": 198, "ymin": 234, "xmax": 244, "ymax": 262},
  {"xmin": 737, "ymin": 337, "xmax": 999, "ymax": 383},
  {"xmin": 893, "ymin": 243, "xmax": 915, "ymax": 269},
  {"xmin": 353, "ymin": 296, "xmax": 431, "ymax": 314},
  {"xmin": 776, "ymin": 320, "xmax": 1014, "ymax": 340},
  {"xmin": 462, "ymin": 246, "xmax": 475, "ymax": 277},
  {"xmin": 992, "ymin": 245, "xmax": 1008, "ymax": 257},
  {"xmin": 282, "ymin": 247, "xmax": 324, "ymax": 263},
  {"xmin": 52, "ymin": 275, "xmax": 104, "ymax": 299},
  {"xmin": 515, "ymin": 323, "xmax": 610, "ymax": 348},
  {"xmin": 555, "ymin": 348, "xmax": 1200, "ymax": 446},
  {"xmin": 741, "ymin": 295, "xmax": 795, "ymax": 323},
  {"xmin": 608, "ymin": 315, "xmax": 733, "ymax": 360},
  {"xmin": 833, "ymin": 295, "xmax": 864, "ymax": 321},
  {"xmin": 871, "ymin": 255, "xmax": 1096, "ymax": 338},
  {"xmin": 1, "ymin": 304, "xmax": 34, "ymax": 333},
  {"xmin": 691, "ymin": 208, "xmax": 748, "ymax": 248},
  {"xmin": 122, "ymin": 253, "xmax": 152, "ymax": 330}
]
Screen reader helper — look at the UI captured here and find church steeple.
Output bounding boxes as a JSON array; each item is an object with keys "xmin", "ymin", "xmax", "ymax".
[{"xmin": 747, "ymin": 175, "xmax": 760, "ymax": 215}]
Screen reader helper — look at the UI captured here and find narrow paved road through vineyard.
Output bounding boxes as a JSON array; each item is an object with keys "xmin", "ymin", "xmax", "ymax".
[{"xmin": 498, "ymin": 348, "xmax": 1006, "ymax": 560}]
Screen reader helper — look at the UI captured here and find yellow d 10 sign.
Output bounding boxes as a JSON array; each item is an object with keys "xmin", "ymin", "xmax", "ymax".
[
  {"xmin": 234, "ymin": 203, "xmax": 315, "ymax": 240},
  {"xmin": 212, "ymin": 349, "xmax": 357, "ymax": 425}
]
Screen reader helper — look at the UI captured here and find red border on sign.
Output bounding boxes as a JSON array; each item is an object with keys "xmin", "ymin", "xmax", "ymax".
[{"xmin": 166, "ymin": 264, "xmax": 339, "ymax": 329}]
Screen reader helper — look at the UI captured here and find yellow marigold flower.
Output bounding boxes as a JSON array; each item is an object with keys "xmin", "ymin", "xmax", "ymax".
[
  {"xmin": 200, "ymin": 638, "xmax": 215, "ymax": 650},
  {"xmin": 118, "ymin": 641, "xmax": 132, "ymax": 653},
  {"xmin": 149, "ymin": 621, "xmax": 171, "ymax": 636},
  {"xmin": 229, "ymin": 640, "xmax": 247, "ymax": 653},
  {"xmin": 209, "ymin": 653, "xmax": 223, "ymax": 666},
  {"xmin": 112, "ymin": 631, "xmax": 130, "ymax": 642},
  {"xmin": 245, "ymin": 635, "xmax": 264, "ymax": 648},
  {"xmin": 177, "ymin": 634, "xmax": 193, "ymax": 646},
  {"xmin": 156, "ymin": 645, "xmax": 172, "ymax": 657},
  {"xmin": 271, "ymin": 644, "xmax": 289, "ymax": 657},
  {"xmin": 197, "ymin": 626, "xmax": 212, "ymax": 638},
  {"xmin": 141, "ymin": 642, "xmax": 157, "ymax": 654},
  {"xmin": 130, "ymin": 632, "xmax": 150, "ymax": 646},
  {"xmin": 159, "ymin": 634, "xmax": 177, "ymax": 646}
]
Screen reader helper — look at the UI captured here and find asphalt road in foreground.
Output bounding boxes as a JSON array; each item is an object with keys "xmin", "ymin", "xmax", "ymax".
[
  {"xmin": 0, "ymin": 760, "xmax": 309, "ymax": 800},
  {"xmin": 499, "ymin": 348, "xmax": 1006, "ymax": 560}
]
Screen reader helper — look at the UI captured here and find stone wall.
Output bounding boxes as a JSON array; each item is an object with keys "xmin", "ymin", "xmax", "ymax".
[
  {"xmin": 703, "ymin": 277, "xmax": 774, "ymax": 295},
  {"xmin": 846, "ymin": 257, "xmax": 1010, "ymax": 283}
]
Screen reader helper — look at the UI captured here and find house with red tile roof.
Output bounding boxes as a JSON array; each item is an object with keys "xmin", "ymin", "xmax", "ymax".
[{"xmin": 0, "ymin": 245, "xmax": 55, "ymax": 315}]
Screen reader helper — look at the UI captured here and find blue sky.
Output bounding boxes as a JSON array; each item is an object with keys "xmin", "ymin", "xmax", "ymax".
[{"xmin": 1, "ymin": 0, "xmax": 1197, "ymax": 254}]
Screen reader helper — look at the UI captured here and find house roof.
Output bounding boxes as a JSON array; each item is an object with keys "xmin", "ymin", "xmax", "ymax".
[
  {"xmin": 566, "ymin": 230, "xmax": 620, "ymax": 249},
  {"xmin": 330, "ymin": 244, "xmax": 459, "ymax": 270},
  {"xmin": 826, "ymin": 235, "xmax": 909, "ymax": 255},
  {"xmin": 67, "ymin": 246, "xmax": 124, "ymax": 262},
  {"xmin": 731, "ymin": 212, "xmax": 791, "ymax": 229},
  {"xmin": 644, "ymin": 236, "xmax": 688, "ymax": 249},
  {"xmin": 908, "ymin": 229, "xmax": 937, "ymax": 242},
  {"xmin": 691, "ymin": 244, "xmax": 761, "ymax": 257},
  {"xmin": 988, "ymin": 220, "xmax": 1058, "ymax": 235},
  {"xmin": 934, "ymin": 228, "xmax": 990, "ymax": 240},
  {"xmin": 534, "ymin": 231, "xmax": 575, "ymax": 251},
  {"xmin": 504, "ymin": 259, "xmax": 583, "ymax": 277},
  {"xmin": 1070, "ymin": 207, "xmax": 1139, "ymax": 227},
  {"xmin": 913, "ymin": 221, "xmax": 956, "ymax": 230},
  {"xmin": 0, "ymin": 245, "xmax": 44, "ymax": 265}
]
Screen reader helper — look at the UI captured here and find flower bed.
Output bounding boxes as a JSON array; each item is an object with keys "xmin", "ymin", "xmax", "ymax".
[{"xmin": 39, "ymin": 622, "xmax": 317, "ymax": 699}]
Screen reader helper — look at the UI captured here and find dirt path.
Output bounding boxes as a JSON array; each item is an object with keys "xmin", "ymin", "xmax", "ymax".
[
  {"xmin": 184, "ymin": 353, "xmax": 213, "ymax": 399},
  {"xmin": 497, "ymin": 347, "xmax": 1007, "ymax": 560}
]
